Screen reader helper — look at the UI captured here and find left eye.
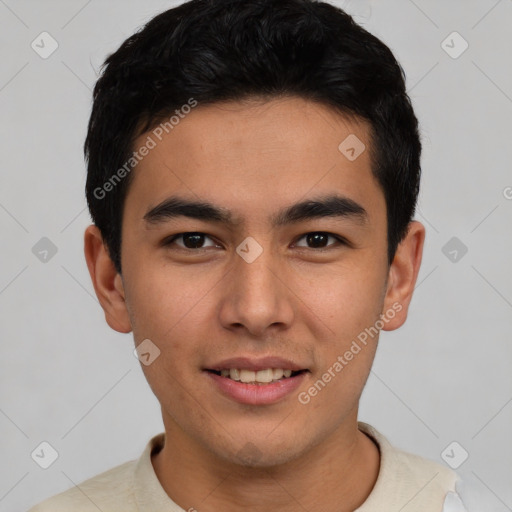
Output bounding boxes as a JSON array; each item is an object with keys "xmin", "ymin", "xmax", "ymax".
[{"xmin": 294, "ymin": 232, "xmax": 344, "ymax": 249}]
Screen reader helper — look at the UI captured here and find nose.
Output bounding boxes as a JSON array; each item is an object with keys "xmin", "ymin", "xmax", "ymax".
[{"xmin": 218, "ymin": 243, "xmax": 295, "ymax": 337}]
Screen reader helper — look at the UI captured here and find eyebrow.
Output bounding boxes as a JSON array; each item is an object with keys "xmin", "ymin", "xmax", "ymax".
[{"xmin": 143, "ymin": 194, "xmax": 368, "ymax": 228}]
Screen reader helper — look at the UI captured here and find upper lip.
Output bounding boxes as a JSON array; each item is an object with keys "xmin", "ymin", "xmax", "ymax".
[{"xmin": 205, "ymin": 356, "xmax": 308, "ymax": 372}]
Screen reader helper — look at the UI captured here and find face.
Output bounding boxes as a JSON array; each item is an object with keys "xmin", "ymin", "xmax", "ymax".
[{"xmin": 86, "ymin": 96, "xmax": 423, "ymax": 467}]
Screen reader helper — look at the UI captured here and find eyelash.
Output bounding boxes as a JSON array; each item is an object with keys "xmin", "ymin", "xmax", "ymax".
[{"xmin": 162, "ymin": 232, "xmax": 347, "ymax": 252}]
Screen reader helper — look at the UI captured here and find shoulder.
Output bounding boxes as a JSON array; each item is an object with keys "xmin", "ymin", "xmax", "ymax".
[
  {"xmin": 27, "ymin": 459, "xmax": 137, "ymax": 512},
  {"xmin": 361, "ymin": 421, "xmax": 458, "ymax": 486},
  {"xmin": 392, "ymin": 441, "xmax": 458, "ymax": 490},
  {"xmin": 357, "ymin": 422, "xmax": 460, "ymax": 511}
]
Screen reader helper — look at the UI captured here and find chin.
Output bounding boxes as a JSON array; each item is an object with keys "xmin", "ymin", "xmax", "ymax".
[{"xmin": 212, "ymin": 433, "xmax": 312, "ymax": 469}]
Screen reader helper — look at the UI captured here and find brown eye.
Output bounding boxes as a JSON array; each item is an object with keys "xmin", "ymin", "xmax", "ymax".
[
  {"xmin": 294, "ymin": 232, "xmax": 344, "ymax": 249},
  {"xmin": 165, "ymin": 232, "xmax": 218, "ymax": 249}
]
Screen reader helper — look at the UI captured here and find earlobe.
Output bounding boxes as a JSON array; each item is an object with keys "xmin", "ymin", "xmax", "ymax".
[
  {"xmin": 83, "ymin": 225, "xmax": 132, "ymax": 334},
  {"xmin": 381, "ymin": 221, "xmax": 425, "ymax": 331}
]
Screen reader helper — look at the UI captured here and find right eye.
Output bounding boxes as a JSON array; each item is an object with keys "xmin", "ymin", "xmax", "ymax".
[{"xmin": 162, "ymin": 232, "xmax": 221, "ymax": 250}]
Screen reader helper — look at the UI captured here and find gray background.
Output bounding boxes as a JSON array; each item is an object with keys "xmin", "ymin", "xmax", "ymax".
[{"xmin": 0, "ymin": 0, "xmax": 511, "ymax": 510}]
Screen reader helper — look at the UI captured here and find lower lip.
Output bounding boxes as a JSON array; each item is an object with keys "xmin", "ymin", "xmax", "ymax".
[{"xmin": 205, "ymin": 371, "xmax": 307, "ymax": 405}]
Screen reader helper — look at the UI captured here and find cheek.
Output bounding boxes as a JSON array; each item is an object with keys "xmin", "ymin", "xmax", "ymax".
[
  {"xmin": 125, "ymin": 261, "xmax": 216, "ymax": 340},
  {"xmin": 125, "ymin": 266, "xmax": 220, "ymax": 389},
  {"xmin": 289, "ymin": 257, "xmax": 386, "ymax": 337}
]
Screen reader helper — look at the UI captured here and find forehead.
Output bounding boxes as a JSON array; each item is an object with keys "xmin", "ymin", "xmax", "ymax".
[{"xmin": 124, "ymin": 96, "xmax": 384, "ymax": 227}]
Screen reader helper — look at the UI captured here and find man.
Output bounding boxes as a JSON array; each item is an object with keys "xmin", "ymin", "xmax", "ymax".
[{"xmin": 29, "ymin": 0, "xmax": 469, "ymax": 510}]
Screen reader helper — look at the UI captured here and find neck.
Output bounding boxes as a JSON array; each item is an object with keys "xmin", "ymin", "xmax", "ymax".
[{"xmin": 151, "ymin": 413, "xmax": 380, "ymax": 512}]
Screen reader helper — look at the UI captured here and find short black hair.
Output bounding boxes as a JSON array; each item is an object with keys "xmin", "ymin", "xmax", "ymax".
[{"xmin": 85, "ymin": 0, "xmax": 421, "ymax": 275}]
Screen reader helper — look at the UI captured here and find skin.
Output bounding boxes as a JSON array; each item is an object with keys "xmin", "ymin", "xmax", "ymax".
[{"xmin": 84, "ymin": 96, "xmax": 425, "ymax": 512}]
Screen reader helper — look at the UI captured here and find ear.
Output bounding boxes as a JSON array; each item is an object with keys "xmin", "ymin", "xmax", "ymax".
[
  {"xmin": 84, "ymin": 224, "xmax": 132, "ymax": 333},
  {"xmin": 381, "ymin": 221, "xmax": 425, "ymax": 331}
]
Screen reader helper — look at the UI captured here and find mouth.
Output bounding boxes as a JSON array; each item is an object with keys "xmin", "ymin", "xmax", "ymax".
[
  {"xmin": 205, "ymin": 368, "xmax": 308, "ymax": 385},
  {"xmin": 203, "ymin": 357, "xmax": 310, "ymax": 405}
]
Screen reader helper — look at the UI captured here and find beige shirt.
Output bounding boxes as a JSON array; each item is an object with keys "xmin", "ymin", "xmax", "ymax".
[{"xmin": 28, "ymin": 422, "xmax": 461, "ymax": 512}]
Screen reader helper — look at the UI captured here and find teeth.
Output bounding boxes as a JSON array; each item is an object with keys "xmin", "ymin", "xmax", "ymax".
[
  {"xmin": 273, "ymin": 368, "xmax": 284, "ymax": 380},
  {"xmin": 217, "ymin": 368, "xmax": 298, "ymax": 383},
  {"xmin": 240, "ymin": 369, "xmax": 256, "ymax": 383},
  {"xmin": 255, "ymin": 369, "xmax": 273, "ymax": 383}
]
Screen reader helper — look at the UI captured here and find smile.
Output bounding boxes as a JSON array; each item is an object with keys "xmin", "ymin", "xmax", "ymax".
[
  {"xmin": 205, "ymin": 369, "xmax": 308, "ymax": 405},
  {"xmin": 209, "ymin": 368, "xmax": 305, "ymax": 384}
]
